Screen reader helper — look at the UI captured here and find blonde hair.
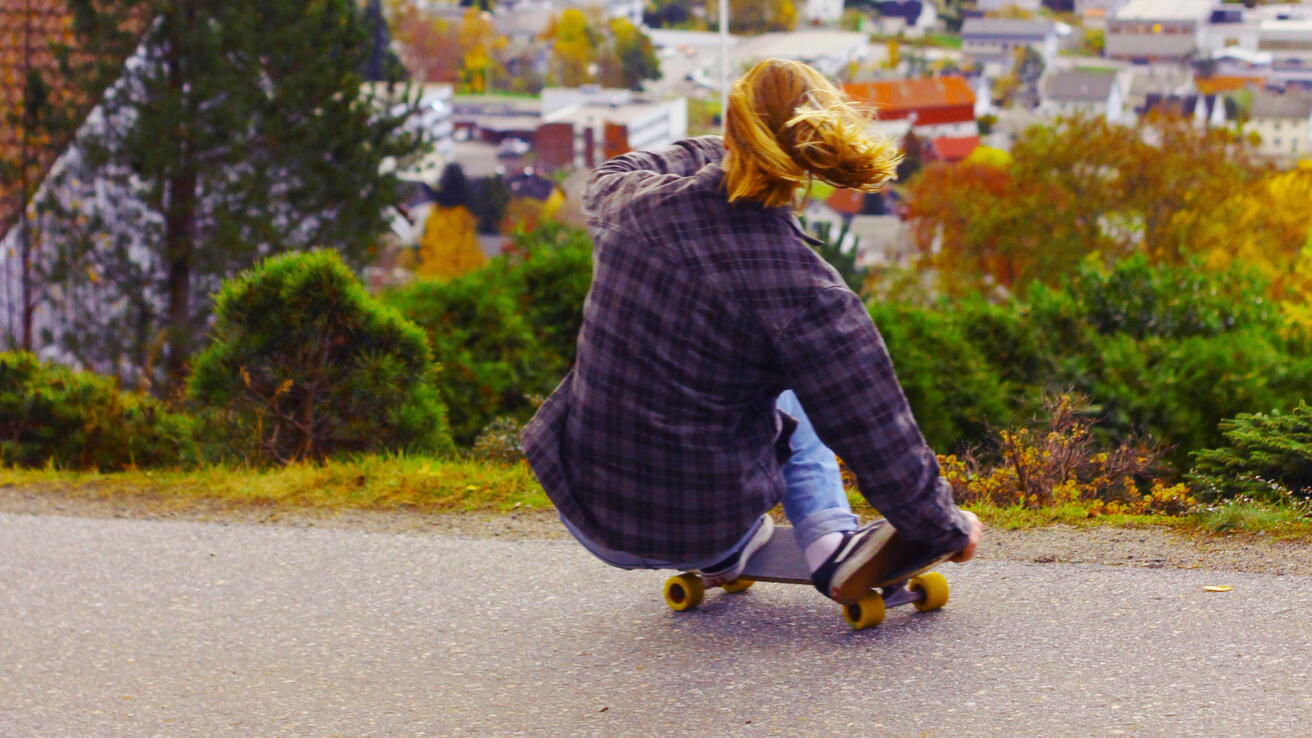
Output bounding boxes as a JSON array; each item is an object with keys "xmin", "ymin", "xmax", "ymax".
[{"xmin": 723, "ymin": 58, "xmax": 901, "ymax": 209}]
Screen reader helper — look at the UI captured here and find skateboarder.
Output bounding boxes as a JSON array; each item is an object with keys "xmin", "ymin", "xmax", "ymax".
[{"xmin": 522, "ymin": 58, "xmax": 982, "ymax": 603}]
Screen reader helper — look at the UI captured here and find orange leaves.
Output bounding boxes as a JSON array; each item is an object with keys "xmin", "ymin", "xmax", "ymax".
[{"xmin": 903, "ymin": 112, "xmax": 1269, "ymax": 298}]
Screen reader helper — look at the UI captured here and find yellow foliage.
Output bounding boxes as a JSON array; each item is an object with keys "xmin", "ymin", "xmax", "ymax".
[
  {"xmin": 416, "ymin": 205, "xmax": 486, "ymax": 280},
  {"xmin": 1198, "ymin": 169, "xmax": 1312, "ymax": 331},
  {"xmin": 938, "ymin": 394, "xmax": 1196, "ymax": 516},
  {"xmin": 964, "ymin": 146, "xmax": 1012, "ymax": 169},
  {"xmin": 551, "ymin": 8, "xmax": 596, "ymax": 87}
]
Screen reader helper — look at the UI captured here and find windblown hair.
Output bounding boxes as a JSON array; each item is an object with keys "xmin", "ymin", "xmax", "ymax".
[{"xmin": 723, "ymin": 58, "xmax": 901, "ymax": 209}]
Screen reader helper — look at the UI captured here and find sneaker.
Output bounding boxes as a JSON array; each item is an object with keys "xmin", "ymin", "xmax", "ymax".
[
  {"xmin": 697, "ymin": 514, "xmax": 775, "ymax": 587},
  {"xmin": 810, "ymin": 520, "xmax": 946, "ymax": 605}
]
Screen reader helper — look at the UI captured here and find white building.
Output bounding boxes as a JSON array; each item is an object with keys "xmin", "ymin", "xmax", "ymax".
[
  {"xmin": 496, "ymin": 0, "xmax": 643, "ymax": 26},
  {"xmin": 1259, "ymin": 20, "xmax": 1312, "ymax": 87},
  {"xmin": 540, "ymin": 87, "xmax": 688, "ymax": 167},
  {"xmin": 1038, "ymin": 70, "xmax": 1127, "ymax": 123},
  {"xmin": 1076, "ymin": 0, "xmax": 1131, "ymax": 23},
  {"xmin": 1248, "ymin": 89, "xmax": 1312, "ymax": 161},
  {"xmin": 803, "ymin": 0, "xmax": 845, "ymax": 24},
  {"xmin": 871, "ymin": 1, "xmax": 939, "ymax": 39},
  {"xmin": 1105, "ymin": 0, "xmax": 1212, "ymax": 61},
  {"xmin": 976, "ymin": 0, "xmax": 1041, "ymax": 11},
  {"xmin": 734, "ymin": 31, "xmax": 871, "ymax": 78},
  {"xmin": 961, "ymin": 18, "xmax": 1059, "ymax": 70}
]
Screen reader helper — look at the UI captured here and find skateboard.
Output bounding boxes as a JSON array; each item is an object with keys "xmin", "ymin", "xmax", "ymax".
[{"xmin": 661, "ymin": 522, "xmax": 951, "ymax": 630}]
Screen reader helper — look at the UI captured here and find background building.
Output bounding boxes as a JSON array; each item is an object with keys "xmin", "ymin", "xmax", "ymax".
[{"xmin": 1105, "ymin": 0, "xmax": 1212, "ymax": 62}]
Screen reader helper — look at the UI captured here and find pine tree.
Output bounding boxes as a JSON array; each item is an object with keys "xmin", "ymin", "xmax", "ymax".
[{"xmin": 33, "ymin": 0, "xmax": 427, "ymax": 390}]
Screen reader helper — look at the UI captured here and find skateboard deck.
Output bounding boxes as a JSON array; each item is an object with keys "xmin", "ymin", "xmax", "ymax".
[{"xmin": 661, "ymin": 522, "xmax": 953, "ymax": 630}]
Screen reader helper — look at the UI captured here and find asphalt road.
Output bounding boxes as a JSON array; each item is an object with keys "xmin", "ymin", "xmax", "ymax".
[{"xmin": 2, "ymin": 512, "xmax": 1310, "ymax": 737}]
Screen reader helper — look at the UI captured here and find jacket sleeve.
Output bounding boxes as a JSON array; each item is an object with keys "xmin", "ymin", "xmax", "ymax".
[
  {"xmin": 583, "ymin": 136, "xmax": 725, "ymax": 215},
  {"xmin": 771, "ymin": 285, "xmax": 972, "ymax": 554}
]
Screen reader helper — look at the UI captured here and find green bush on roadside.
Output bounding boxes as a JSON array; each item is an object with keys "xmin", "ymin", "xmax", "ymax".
[
  {"xmin": 866, "ymin": 257, "xmax": 1312, "ymax": 468},
  {"xmin": 500, "ymin": 223, "xmax": 593, "ymax": 372},
  {"xmin": 190, "ymin": 249, "xmax": 453, "ymax": 463},
  {"xmin": 386, "ymin": 223, "xmax": 591, "ymax": 446},
  {"xmin": 867, "ymin": 301, "xmax": 1016, "ymax": 452},
  {"xmin": 386, "ymin": 272, "xmax": 541, "ymax": 446},
  {"xmin": 1189, "ymin": 404, "xmax": 1312, "ymax": 503},
  {"xmin": 0, "ymin": 351, "xmax": 194, "ymax": 469}
]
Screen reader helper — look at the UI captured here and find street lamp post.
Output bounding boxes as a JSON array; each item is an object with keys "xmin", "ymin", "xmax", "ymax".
[{"xmin": 720, "ymin": 0, "xmax": 728, "ymax": 131}]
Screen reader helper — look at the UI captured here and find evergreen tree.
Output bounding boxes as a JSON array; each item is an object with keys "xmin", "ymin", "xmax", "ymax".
[
  {"xmin": 361, "ymin": 0, "xmax": 403, "ymax": 82},
  {"xmin": 34, "ymin": 0, "xmax": 428, "ymax": 390},
  {"xmin": 435, "ymin": 163, "xmax": 472, "ymax": 209}
]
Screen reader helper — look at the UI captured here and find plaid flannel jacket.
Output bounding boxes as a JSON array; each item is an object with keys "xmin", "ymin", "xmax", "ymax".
[{"xmin": 522, "ymin": 136, "xmax": 971, "ymax": 563}]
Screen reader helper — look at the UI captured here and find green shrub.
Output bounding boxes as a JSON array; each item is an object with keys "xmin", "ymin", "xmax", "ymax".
[
  {"xmin": 867, "ymin": 301, "xmax": 1015, "ymax": 451},
  {"xmin": 383, "ymin": 224, "xmax": 591, "ymax": 446},
  {"xmin": 1070, "ymin": 331, "xmax": 1312, "ymax": 468},
  {"xmin": 0, "ymin": 352, "xmax": 194, "ymax": 469},
  {"xmin": 1051, "ymin": 254, "xmax": 1276, "ymax": 340},
  {"xmin": 386, "ymin": 272, "xmax": 541, "ymax": 445},
  {"xmin": 866, "ymin": 257, "xmax": 1312, "ymax": 468},
  {"xmin": 1189, "ymin": 404, "xmax": 1312, "ymax": 502},
  {"xmin": 501, "ymin": 223, "xmax": 593, "ymax": 371},
  {"xmin": 190, "ymin": 250, "xmax": 452, "ymax": 463}
]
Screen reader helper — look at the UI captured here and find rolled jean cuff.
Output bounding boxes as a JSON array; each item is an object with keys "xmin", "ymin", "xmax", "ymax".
[{"xmin": 791, "ymin": 507, "xmax": 859, "ymax": 551}]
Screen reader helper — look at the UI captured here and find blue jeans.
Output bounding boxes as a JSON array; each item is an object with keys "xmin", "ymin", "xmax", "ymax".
[{"xmin": 560, "ymin": 390, "xmax": 859, "ymax": 570}]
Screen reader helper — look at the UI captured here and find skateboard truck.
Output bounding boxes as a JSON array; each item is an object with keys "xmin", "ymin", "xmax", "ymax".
[{"xmin": 661, "ymin": 524, "xmax": 950, "ymax": 630}]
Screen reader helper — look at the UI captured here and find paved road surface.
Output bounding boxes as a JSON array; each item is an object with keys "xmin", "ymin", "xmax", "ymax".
[{"xmin": 2, "ymin": 512, "xmax": 1310, "ymax": 736}]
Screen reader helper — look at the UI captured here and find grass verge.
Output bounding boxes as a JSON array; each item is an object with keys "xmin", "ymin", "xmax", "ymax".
[
  {"xmin": 0, "ymin": 455, "xmax": 548, "ymax": 514},
  {"xmin": 4, "ymin": 459, "xmax": 1310, "ymax": 540}
]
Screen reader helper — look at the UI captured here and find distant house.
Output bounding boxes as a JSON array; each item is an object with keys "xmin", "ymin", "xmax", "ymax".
[
  {"xmin": 1105, "ymin": 0, "xmax": 1211, "ymax": 62},
  {"xmin": 734, "ymin": 31, "xmax": 871, "ymax": 78},
  {"xmin": 1038, "ymin": 70, "xmax": 1126, "ymax": 123},
  {"xmin": 872, "ymin": 1, "xmax": 938, "ymax": 39},
  {"xmin": 1248, "ymin": 89, "xmax": 1312, "ymax": 160},
  {"xmin": 1258, "ymin": 20, "xmax": 1312, "ymax": 88},
  {"xmin": 451, "ymin": 96, "xmax": 542, "ymax": 145},
  {"xmin": 1120, "ymin": 64, "xmax": 1194, "ymax": 118},
  {"xmin": 1139, "ymin": 92, "xmax": 1229, "ymax": 127},
  {"xmin": 1076, "ymin": 0, "xmax": 1129, "ymax": 22},
  {"xmin": 496, "ymin": 0, "xmax": 644, "ymax": 28},
  {"xmin": 976, "ymin": 0, "xmax": 1041, "ymax": 11},
  {"xmin": 803, "ymin": 0, "xmax": 845, "ymax": 24},
  {"xmin": 539, "ymin": 87, "xmax": 688, "ymax": 169},
  {"xmin": 961, "ymin": 18, "xmax": 1059, "ymax": 70},
  {"xmin": 844, "ymin": 76, "xmax": 978, "ymax": 140}
]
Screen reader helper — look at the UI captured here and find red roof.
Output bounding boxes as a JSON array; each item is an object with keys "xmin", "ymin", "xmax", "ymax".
[
  {"xmin": 825, "ymin": 188, "xmax": 865, "ymax": 216},
  {"xmin": 844, "ymin": 77, "xmax": 976, "ymax": 118},
  {"xmin": 931, "ymin": 135, "xmax": 980, "ymax": 162}
]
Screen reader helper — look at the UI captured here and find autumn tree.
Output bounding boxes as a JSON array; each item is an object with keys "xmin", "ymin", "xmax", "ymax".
[
  {"xmin": 905, "ymin": 112, "xmax": 1266, "ymax": 296},
  {"xmin": 549, "ymin": 8, "xmax": 598, "ymax": 87},
  {"xmin": 386, "ymin": 0, "xmax": 461, "ymax": 83},
  {"xmin": 1194, "ymin": 168, "xmax": 1312, "ymax": 330},
  {"xmin": 457, "ymin": 7, "xmax": 506, "ymax": 94},
  {"xmin": 598, "ymin": 18, "xmax": 662, "ymax": 91},
  {"xmin": 707, "ymin": 0, "xmax": 798, "ymax": 34}
]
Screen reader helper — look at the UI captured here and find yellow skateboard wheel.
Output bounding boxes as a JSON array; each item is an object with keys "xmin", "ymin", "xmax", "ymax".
[
  {"xmin": 721, "ymin": 578, "xmax": 754, "ymax": 594},
  {"xmin": 841, "ymin": 591, "xmax": 886, "ymax": 630},
  {"xmin": 663, "ymin": 573, "xmax": 705, "ymax": 612},
  {"xmin": 908, "ymin": 571, "xmax": 949, "ymax": 612}
]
